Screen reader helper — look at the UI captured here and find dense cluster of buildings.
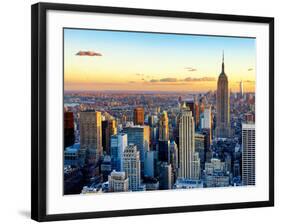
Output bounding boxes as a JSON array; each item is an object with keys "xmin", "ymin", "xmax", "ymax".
[{"xmin": 64, "ymin": 55, "xmax": 256, "ymax": 194}]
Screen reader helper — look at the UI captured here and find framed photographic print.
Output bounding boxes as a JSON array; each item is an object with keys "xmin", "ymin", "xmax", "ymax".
[{"xmin": 31, "ymin": 2, "xmax": 274, "ymax": 222}]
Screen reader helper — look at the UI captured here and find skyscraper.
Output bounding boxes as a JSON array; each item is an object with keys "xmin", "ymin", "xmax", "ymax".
[
  {"xmin": 133, "ymin": 107, "xmax": 144, "ymax": 125},
  {"xmin": 159, "ymin": 162, "xmax": 172, "ymax": 190},
  {"xmin": 178, "ymin": 107, "xmax": 195, "ymax": 179},
  {"xmin": 110, "ymin": 133, "xmax": 128, "ymax": 171},
  {"xmin": 100, "ymin": 155, "xmax": 112, "ymax": 181},
  {"xmin": 195, "ymin": 101, "xmax": 200, "ymax": 129},
  {"xmin": 202, "ymin": 128, "xmax": 212, "ymax": 151},
  {"xmin": 109, "ymin": 119, "xmax": 117, "ymax": 135},
  {"xmin": 191, "ymin": 152, "xmax": 201, "ymax": 180},
  {"xmin": 199, "ymin": 101, "xmax": 205, "ymax": 126},
  {"xmin": 123, "ymin": 145, "xmax": 141, "ymax": 191},
  {"xmin": 158, "ymin": 140, "xmax": 170, "ymax": 163},
  {"xmin": 101, "ymin": 120, "xmax": 109, "ymax": 154},
  {"xmin": 183, "ymin": 99, "xmax": 195, "ymax": 119},
  {"xmin": 64, "ymin": 111, "xmax": 75, "ymax": 148},
  {"xmin": 170, "ymin": 141, "xmax": 179, "ymax": 181},
  {"xmin": 80, "ymin": 111, "xmax": 103, "ymax": 163},
  {"xmin": 216, "ymin": 52, "xmax": 231, "ymax": 138},
  {"xmin": 149, "ymin": 115, "xmax": 158, "ymax": 151},
  {"xmin": 201, "ymin": 105, "xmax": 212, "ymax": 130},
  {"xmin": 242, "ymin": 123, "xmax": 255, "ymax": 185},
  {"xmin": 159, "ymin": 111, "xmax": 169, "ymax": 141},
  {"xmin": 148, "ymin": 114, "xmax": 155, "ymax": 127},
  {"xmin": 195, "ymin": 133, "xmax": 205, "ymax": 169},
  {"xmin": 123, "ymin": 125, "xmax": 150, "ymax": 176},
  {"xmin": 144, "ymin": 150, "xmax": 154, "ymax": 177},
  {"xmin": 102, "ymin": 119, "xmax": 117, "ymax": 155}
]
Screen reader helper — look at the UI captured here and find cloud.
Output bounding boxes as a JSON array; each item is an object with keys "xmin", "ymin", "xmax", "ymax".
[
  {"xmin": 248, "ymin": 68, "xmax": 253, "ymax": 71},
  {"xmin": 76, "ymin": 51, "xmax": 102, "ymax": 56},
  {"xmin": 150, "ymin": 78, "xmax": 178, "ymax": 82},
  {"xmin": 136, "ymin": 73, "xmax": 144, "ymax": 77},
  {"xmin": 185, "ymin": 67, "xmax": 197, "ymax": 72},
  {"xmin": 149, "ymin": 76, "xmax": 215, "ymax": 83},
  {"xmin": 160, "ymin": 78, "xmax": 178, "ymax": 82},
  {"xmin": 184, "ymin": 77, "xmax": 216, "ymax": 82}
]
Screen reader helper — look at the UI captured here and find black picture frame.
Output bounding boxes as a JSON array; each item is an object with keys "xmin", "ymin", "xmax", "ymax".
[{"xmin": 31, "ymin": 2, "xmax": 274, "ymax": 222}]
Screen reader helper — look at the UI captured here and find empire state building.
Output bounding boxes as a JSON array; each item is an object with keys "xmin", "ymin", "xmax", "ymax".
[{"xmin": 216, "ymin": 52, "xmax": 231, "ymax": 138}]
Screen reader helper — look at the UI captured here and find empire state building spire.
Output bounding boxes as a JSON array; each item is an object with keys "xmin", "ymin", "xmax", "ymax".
[
  {"xmin": 222, "ymin": 50, "xmax": 225, "ymax": 73},
  {"xmin": 216, "ymin": 52, "xmax": 232, "ymax": 138}
]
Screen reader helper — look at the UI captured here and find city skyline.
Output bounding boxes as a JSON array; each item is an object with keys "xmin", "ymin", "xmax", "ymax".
[{"xmin": 64, "ymin": 28, "xmax": 256, "ymax": 92}]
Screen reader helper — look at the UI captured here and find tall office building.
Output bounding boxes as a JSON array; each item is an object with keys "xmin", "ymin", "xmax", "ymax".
[
  {"xmin": 102, "ymin": 119, "xmax": 117, "ymax": 155},
  {"xmin": 242, "ymin": 123, "xmax": 255, "ymax": 185},
  {"xmin": 195, "ymin": 102, "xmax": 200, "ymax": 129},
  {"xmin": 216, "ymin": 52, "xmax": 231, "ymax": 138},
  {"xmin": 102, "ymin": 120, "xmax": 109, "ymax": 154},
  {"xmin": 170, "ymin": 141, "xmax": 179, "ymax": 181},
  {"xmin": 80, "ymin": 111, "xmax": 103, "ymax": 163},
  {"xmin": 133, "ymin": 107, "xmax": 144, "ymax": 125},
  {"xmin": 100, "ymin": 155, "xmax": 112, "ymax": 182},
  {"xmin": 144, "ymin": 150, "xmax": 154, "ymax": 177},
  {"xmin": 123, "ymin": 125, "xmax": 150, "ymax": 176},
  {"xmin": 178, "ymin": 107, "xmax": 195, "ymax": 179},
  {"xmin": 174, "ymin": 102, "xmax": 192, "ymax": 150},
  {"xmin": 184, "ymin": 99, "xmax": 195, "ymax": 117},
  {"xmin": 108, "ymin": 170, "xmax": 129, "ymax": 192},
  {"xmin": 159, "ymin": 111, "xmax": 169, "ymax": 141},
  {"xmin": 109, "ymin": 119, "xmax": 117, "ymax": 136},
  {"xmin": 110, "ymin": 133, "xmax": 128, "ymax": 171},
  {"xmin": 123, "ymin": 145, "xmax": 141, "ymax": 191},
  {"xmin": 64, "ymin": 111, "xmax": 75, "ymax": 148},
  {"xmin": 195, "ymin": 133, "xmax": 205, "ymax": 169},
  {"xmin": 191, "ymin": 152, "xmax": 201, "ymax": 180},
  {"xmin": 148, "ymin": 114, "xmax": 155, "ymax": 127},
  {"xmin": 159, "ymin": 162, "xmax": 173, "ymax": 190},
  {"xmin": 202, "ymin": 128, "xmax": 212, "ymax": 151},
  {"xmin": 201, "ymin": 105, "xmax": 212, "ymax": 130},
  {"xmin": 199, "ymin": 101, "xmax": 205, "ymax": 128},
  {"xmin": 150, "ymin": 125, "xmax": 159, "ymax": 151},
  {"xmin": 158, "ymin": 140, "xmax": 170, "ymax": 163}
]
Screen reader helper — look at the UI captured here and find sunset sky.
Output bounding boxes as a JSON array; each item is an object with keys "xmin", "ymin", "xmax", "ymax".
[{"xmin": 64, "ymin": 28, "xmax": 256, "ymax": 92}]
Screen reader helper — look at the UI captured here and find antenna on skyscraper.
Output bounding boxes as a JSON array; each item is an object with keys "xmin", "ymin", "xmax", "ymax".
[{"xmin": 221, "ymin": 50, "xmax": 225, "ymax": 73}]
